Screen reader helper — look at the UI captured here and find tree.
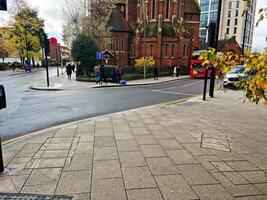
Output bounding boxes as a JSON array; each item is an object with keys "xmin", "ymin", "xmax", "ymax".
[
  {"xmin": 71, "ymin": 33, "xmax": 99, "ymax": 76},
  {"xmin": 6, "ymin": 5, "xmax": 44, "ymax": 65},
  {"xmin": 0, "ymin": 47, "xmax": 8, "ymax": 63},
  {"xmin": 199, "ymin": 48, "xmax": 267, "ymax": 105},
  {"xmin": 83, "ymin": 0, "xmax": 113, "ymax": 50},
  {"xmin": 61, "ymin": 0, "xmax": 84, "ymax": 48},
  {"xmin": 134, "ymin": 57, "xmax": 155, "ymax": 71}
]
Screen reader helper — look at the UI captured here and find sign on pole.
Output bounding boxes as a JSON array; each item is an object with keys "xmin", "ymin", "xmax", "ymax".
[{"xmin": 96, "ymin": 52, "xmax": 104, "ymax": 59}]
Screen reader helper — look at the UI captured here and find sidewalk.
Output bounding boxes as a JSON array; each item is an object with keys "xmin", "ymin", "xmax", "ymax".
[
  {"xmin": 1, "ymin": 90, "xmax": 267, "ymax": 200},
  {"xmin": 31, "ymin": 72, "xmax": 190, "ymax": 90}
]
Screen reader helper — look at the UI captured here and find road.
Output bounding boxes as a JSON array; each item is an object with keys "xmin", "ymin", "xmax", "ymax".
[{"xmin": 0, "ymin": 69, "xmax": 208, "ymax": 141}]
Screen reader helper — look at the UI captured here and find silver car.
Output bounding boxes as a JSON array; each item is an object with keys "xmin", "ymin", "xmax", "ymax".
[{"xmin": 223, "ymin": 65, "xmax": 247, "ymax": 87}]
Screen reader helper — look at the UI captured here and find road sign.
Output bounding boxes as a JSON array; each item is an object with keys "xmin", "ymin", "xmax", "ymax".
[
  {"xmin": 50, "ymin": 37, "xmax": 58, "ymax": 45},
  {"xmin": 96, "ymin": 52, "xmax": 104, "ymax": 59}
]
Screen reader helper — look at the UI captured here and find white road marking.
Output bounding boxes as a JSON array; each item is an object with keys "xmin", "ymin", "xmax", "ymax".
[
  {"xmin": 179, "ymin": 80, "xmax": 203, "ymax": 87},
  {"xmin": 152, "ymin": 90, "xmax": 196, "ymax": 96}
]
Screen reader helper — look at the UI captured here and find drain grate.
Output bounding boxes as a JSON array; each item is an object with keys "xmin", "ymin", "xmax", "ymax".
[{"xmin": 0, "ymin": 193, "xmax": 73, "ymax": 200}]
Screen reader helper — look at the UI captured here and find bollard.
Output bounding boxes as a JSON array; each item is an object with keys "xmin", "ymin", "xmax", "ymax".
[
  {"xmin": 0, "ymin": 137, "xmax": 4, "ymax": 173},
  {"xmin": 203, "ymin": 67, "xmax": 209, "ymax": 101}
]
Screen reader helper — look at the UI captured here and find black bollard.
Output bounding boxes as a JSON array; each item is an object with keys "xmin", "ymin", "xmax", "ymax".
[
  {"xmin": 209, "ymin": 66, "xmax": 215, "ymax": 98},
  {"xmin": 203, "ymin": 67, "xmax": 208, "ymax": 101}
]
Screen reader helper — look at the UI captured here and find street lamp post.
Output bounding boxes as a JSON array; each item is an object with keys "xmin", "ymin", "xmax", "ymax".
[{"xmin": 143, "ymin": 0, "xmax": 148, "ymax": 79}]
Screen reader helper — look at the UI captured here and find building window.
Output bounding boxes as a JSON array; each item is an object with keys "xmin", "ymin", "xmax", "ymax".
[
  {"xmin": 183, "ymin": 44, "xmax": 188, "ymax": 57},
  {"xmin": 116, "ymin": 34, "xmax": 119, "ymax": 51},
  {"xmin": 226, "ymin": 28, "xmax": 230, "ymax": 34},
  {"xmin": 121, "ymin": 35, "xmax": 124, "ymax": 51},
  {"xmin": 171, "ymin": 44, "xmax": 175, "ymax": 57},
  {"xmin": 165, "ymin": 0, "xmax": 170, "ymax": 19},
  {"xmin": 165, "ymin": 44, "xmax": 168, "ymax": 57},
  {"xmin": 229, "ymin": 1, "xmax": 232, "ymax": 9},
  {"xmin": 234, "ymin": 27, "xmax": 237, "ymax": 34},
  {"xmin": 150, "ymin": 44, "xmax": 153, "ymax": 56},
  {"xmin": 131, "ymin": 44, "xmax": 136, "ymax": 57},
  {"xmin": 236, "ymin": 1, "xmax": 239, "ymax": 9},
  {"xmin": 151, "ymin": 0, "xmax": 157, "ymax": 19},
  {"xmin": 227, "ymin": 19, "xmax": 231, "ymax": 26},
  {"xmin": 228, "ymin": 10, "xmax": 231, "ymax": 18}
]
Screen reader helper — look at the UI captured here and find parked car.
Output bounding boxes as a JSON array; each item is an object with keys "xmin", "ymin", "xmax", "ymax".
[{"xmin": 223, "ymin": 65, "xmax": 247, "ymax": 87}]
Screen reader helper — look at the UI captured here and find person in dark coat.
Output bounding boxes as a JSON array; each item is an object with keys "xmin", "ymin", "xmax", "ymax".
[
  {"xmin": 100, "ymin": 66, "xmax": 107, "ymax": 84},
  {"xmin": 66, "ymin": 64, "xmax": 72, "ymax": 79},
  {"xmin": 153, "ymin": 66, "xmax": 159, "ymax": 80},
  {"xmin": 72, "ymin": 64, "xmax": 75, "ymax": 73},
  {"xmin": 176, "ymin": 65, "xmax": 181, "ymax": 77}
]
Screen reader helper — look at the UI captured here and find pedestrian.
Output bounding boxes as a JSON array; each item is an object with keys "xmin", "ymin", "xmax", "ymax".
[
  {"xmin": 172, "ymin": 66, "xmax": 177, "ymax": 78},
  {"xmin": 72, "ymin": 63, "xmax": 75, "ymax": 73},
  {"xmin": 12, "ymin": 62, "xmax": 16, "ymax": 72},
  {"xmin": 118, "ymin": 66, "xmax": 123, "ymax": 84},
  {"xmin": 94, "ymin": 65, "xmax": 101, "ymax": 84},
  {"xmin": 176, "ymin": 65, "xmax": 181, "ymax": 77},
  {"xmin": 66, "ymin": 64, "xmax": 72, "ymax": 79},
  {"xmin": 100, "ymin": 65, "xmax": 107, "ymax": 84},
  {"xmin": 153, "ymin": 66, "xmax": 159, "ymax": 80}
]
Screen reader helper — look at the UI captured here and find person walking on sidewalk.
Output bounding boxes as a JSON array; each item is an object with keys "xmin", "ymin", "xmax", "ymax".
[
  {"xmin": 176, "ymin": 65, "xmax": 181, "ymax": 77},
  {"xmin": 66, "ymin": 64, "xmax": 72, "ymax": 79},
  {"xmin": 172, "ymin": 66, "xmax": 177, "ymax": 78},
  {"xmin": 153, "ymin": 66, "xmax": 159, "ymax": 80},
  {"xmin": 94, "ymin": 65, "xmax": 101, "ymax": 84}
]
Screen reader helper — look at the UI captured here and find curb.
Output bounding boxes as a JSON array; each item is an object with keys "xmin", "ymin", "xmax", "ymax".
[
  {"xmin": 93, "ymin": 76, "xmax": 190, "ymax": 88},
  {"xmin": 30, "ymin": 84, "xmax": 64, "ymax": 91}
]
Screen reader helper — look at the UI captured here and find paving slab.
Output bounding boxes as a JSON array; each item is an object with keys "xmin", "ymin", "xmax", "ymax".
[
  {"xmin": 119, "ymin": 151, "xmax": 147, "ymax": 168},
  {"xmin": 122, "ymin": 167, "xmax": 156, "ymax": 189},
  {"xmin": 91, "ymin": 178, "xmax": 126, "ymax": 200},
  {"xmin": 92, "ymin": 160, "xmax": 122, "ymax": 179},
  {"xmin": 166, "ymin": 150, "xmax": 199, "ymax": 164},
  {"xmin": 56, "ymin": 170, "xmax": 91, "ymax": 194},
  {"xmin": 127, "ymin": 188, "xmax": 163, "ymax": 200},
  {"xmin": 146, "ymin": 157, "xmax": 180, "ymax": 175},
  {"xmin": 178, "ymin": 164, "xmax": 218, "ymax": 185},
  {"xmin": 155, "ymin": 175, "xmax": 198, "ymax": 200},
  {"xmin": 192, "ymin": 184, "xmax": 234, "ymax": 200}
]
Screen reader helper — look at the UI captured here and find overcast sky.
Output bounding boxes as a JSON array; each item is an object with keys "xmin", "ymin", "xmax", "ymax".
[{"xmin": 0, "ymin": 0, "xmax": 267, "ymax": 52}]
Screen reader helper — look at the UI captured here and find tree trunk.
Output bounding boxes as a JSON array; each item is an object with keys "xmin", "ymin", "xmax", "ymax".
[{"xmin": 32, "ymin": 57, "xmax": 35, "ymax": 67}]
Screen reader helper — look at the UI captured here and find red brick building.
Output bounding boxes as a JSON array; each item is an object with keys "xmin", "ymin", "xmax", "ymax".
[{"xmin": 106, "ymin": 0, "xmax": 200, "ymax": 69}]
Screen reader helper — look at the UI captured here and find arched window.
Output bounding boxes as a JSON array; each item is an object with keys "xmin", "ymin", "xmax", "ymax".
[
  {"xmin": 151, "ymin": 0, "xmax": 157, "ymax": 19},
  {"xmin": 165, "ymin": 44, "xmax": 168, "ymax": 57},
  {"xmin": 183, "ymin": 44, "xmax": 187, "ymax": 56},
  {"xmin": 166, "ymin": 0, "xmax": 170, "ymax": 19},
  {"xmin": 121, "ymin": 35, "xmax": 124, "ymax": 51}
]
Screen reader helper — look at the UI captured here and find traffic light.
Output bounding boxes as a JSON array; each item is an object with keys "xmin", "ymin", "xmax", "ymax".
[
  {"xmin": 208, "ymin": 22, "xmax": 216, "ymax": 49},
  {"xmin": 0, "ymin": 0, "xmax": 7, "ymax": 11}
]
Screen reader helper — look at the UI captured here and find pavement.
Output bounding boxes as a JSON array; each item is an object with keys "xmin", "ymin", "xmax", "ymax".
[
  {"xmin": 31, "ymin": 72, "xmax": 190, "ymax": 90},
  {"xmin": 1, "ymin": 90, "xmax": 267, "ymax": 200}
]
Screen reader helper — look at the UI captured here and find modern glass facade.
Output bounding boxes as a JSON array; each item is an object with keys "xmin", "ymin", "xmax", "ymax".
[{"xmin": 199, "ymin": 0, "xmax": 220, "ymax": 44}]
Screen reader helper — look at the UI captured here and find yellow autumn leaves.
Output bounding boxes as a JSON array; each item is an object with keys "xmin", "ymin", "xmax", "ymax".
[{"xmin": 199, "ymin": 48, "xmax": 267, "ymax": 105}]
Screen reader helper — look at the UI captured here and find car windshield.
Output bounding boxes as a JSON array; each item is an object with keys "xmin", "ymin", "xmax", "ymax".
[{"xmin": 229, "ymin": 66, "xmax": 244, "ymax": 74}]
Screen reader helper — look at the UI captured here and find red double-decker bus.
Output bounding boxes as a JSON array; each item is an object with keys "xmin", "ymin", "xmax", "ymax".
[{"xmin": 190, "ymin": 50, "xmax": 208, "ymax": 78}]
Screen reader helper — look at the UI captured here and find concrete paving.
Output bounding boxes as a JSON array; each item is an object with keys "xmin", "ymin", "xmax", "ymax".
[{"xmin": 1, "ymin": 90, "xmax": 267, "ymax": 199}]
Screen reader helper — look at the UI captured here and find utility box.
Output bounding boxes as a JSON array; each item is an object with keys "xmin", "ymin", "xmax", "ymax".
[{"xmin": 0, "ymin": 85, "xmax": 6, "ymax": 110}]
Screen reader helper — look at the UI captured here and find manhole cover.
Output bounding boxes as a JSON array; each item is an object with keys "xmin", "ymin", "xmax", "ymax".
[{"xmin": 0, "ymin": 193, "xmax": 72, "ymax": 200}]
